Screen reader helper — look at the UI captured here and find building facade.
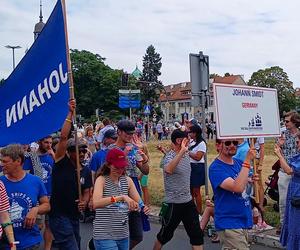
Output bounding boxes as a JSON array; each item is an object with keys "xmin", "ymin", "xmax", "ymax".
[{"xmin": 159, "ymin": 75, "xmax": 246, "ymax": 122}]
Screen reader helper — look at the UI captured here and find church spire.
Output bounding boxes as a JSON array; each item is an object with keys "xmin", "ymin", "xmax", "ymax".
[
  {"xmin": 39, "ymin": 0, "xmax": 43, "ymax": 22},
  {"xmin": 33, "ymin": 0, "xmax": 45, "ymax": 40}
]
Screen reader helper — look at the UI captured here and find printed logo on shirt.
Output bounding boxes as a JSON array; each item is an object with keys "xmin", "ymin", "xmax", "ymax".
[
  {"xmin": 9, "ymin": 192, "xmax": 33, "ymax": 228},
  {"xmin": 41, "ymin": 162, "xmax": 52, "ymax": 183},
  {"xmin": 233, "ymin": 173, "xmax": 251, "ymax": 207}
]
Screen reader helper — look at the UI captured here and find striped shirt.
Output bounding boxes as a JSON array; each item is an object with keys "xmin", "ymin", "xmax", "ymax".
[
  {"xmin": 163, "ymin": 150, "xmax": 192, "ymax": 203},
  {"xmin": 93, "ymin": 175, "xmax": 129, "ymax": 240},
  {"xmin": 0, "ymin": 181, "xmax": 10, "ymax": 237}
]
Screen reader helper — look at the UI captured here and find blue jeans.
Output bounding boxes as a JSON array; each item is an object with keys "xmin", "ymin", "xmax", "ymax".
[
  {"xmin": 49, "ymin": 215, "xmax": 80, "ymax": 250},
  {"xmin": 93, "ymin": 238, "xmax": 129, "ymax": 250}
]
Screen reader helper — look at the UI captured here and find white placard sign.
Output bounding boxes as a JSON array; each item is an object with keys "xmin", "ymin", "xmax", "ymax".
[{"xmin": 214, "ymin": 83, "xmax": 281, "ymax": 139}]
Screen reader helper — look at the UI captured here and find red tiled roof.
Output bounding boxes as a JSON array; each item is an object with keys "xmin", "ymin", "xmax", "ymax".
[
  {"xmin": 159, "ymin": 75, "xmax": 244, "ymax": 102},
  {"xmin": 213, "ymin": 75, "xmax": 240, "ymax": 84}
]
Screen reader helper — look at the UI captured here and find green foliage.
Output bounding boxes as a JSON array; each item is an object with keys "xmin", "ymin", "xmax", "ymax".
[
  {"xmin": 0, "ymin": 78, "xmax": 5, "ymax": 85},
  {"xmin": 264, "ymin": 203, "xmax": 280, "ymax": 227},
  {"xmin": 248, "ymin": 66, "xmax": 297, "ymax": 116},
  {"xmin": 140, "ymin": 45, "xmax": 163, "ymax": 105},
  {"xmin": 70, "ymin": 49, "xmax": 123, "ymax": 119}
]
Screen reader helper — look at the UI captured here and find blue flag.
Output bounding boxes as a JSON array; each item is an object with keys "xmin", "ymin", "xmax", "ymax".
[{"xmin": 0, "ymin": 0, "xmax": 70, "ymax": 146}]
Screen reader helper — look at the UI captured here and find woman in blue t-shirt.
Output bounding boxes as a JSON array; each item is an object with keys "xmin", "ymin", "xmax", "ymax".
[{"xmin": 274, "ymin": 138, "xmax": 300, "ymax": 250}]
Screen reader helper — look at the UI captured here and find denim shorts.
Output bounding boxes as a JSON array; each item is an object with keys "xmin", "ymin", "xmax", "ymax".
[
  {"xmin": 49, "ymin": 215, "xmax": 80, "ymax": 250},
  {"xmin": 93, "ymin": 237, "xmax": 129, "ymax": 250}
]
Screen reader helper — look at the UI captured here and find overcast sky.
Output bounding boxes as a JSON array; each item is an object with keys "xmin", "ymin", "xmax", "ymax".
[{"xmin": 1, "ymin": 0, "xmax": 300, "ymax": 87}]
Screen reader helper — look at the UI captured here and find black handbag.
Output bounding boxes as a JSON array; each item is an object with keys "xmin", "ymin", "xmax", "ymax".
[{"xmin": 291, "ymin": 196, "xmax": 300, "ymax": 208}]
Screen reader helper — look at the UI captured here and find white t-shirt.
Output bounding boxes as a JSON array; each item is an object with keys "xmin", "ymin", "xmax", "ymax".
[{"xmin": 189, "ymin": 141, "xmax": 206, "ymax": 163}]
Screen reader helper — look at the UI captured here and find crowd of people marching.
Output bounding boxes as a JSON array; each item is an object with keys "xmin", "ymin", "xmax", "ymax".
[{"xmin": 0, "ymin": 101, "xmax": 300, "ymax": 250}]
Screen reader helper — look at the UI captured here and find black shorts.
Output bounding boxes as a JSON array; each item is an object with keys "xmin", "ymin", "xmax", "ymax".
[
  {"xmin": 190, "ymin": 163, "xmax": 205, "ymax": 188},
  {"xmin": 157, "ymin": 200, "xmax": 204, "ymax": 246},
  {"xmin": 129, "ymin": 211, "xmax": 143, "ymax": 242}
]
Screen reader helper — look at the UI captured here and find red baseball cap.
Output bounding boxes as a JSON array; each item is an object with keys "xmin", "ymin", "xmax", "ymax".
[{"xmin": 106, "ymin": 148, "xmax": 128, "ymax": 168}]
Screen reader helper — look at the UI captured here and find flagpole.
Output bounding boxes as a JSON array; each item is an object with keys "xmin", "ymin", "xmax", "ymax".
[
  {"xmin": 61, "ymin": 0, "xmax": 82, "ymax": 200},
  {"xmin": 251, "ymin": 138, "xmax": 260, "ymax": 204}
]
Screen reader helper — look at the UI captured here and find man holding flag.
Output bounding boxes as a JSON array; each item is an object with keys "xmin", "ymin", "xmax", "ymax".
[{"xmin": 49, "ymin": 100, "xmax": 92, "ymax": 250}]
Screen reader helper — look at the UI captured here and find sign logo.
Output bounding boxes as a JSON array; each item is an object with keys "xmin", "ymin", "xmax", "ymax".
[{"xmin": 248, "ymin": 113, "xmax": 263, "ymax": 130}]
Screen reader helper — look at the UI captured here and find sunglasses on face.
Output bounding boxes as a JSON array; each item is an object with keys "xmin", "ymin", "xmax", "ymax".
[{"xmin": 223, "ymin": 140, "xmax": 239, "ymax": 146}]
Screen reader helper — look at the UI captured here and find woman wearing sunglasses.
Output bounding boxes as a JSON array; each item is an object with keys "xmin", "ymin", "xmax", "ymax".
[
  {"xmin": 93, "ymin": 148, "xmax": 149, "ymax": 250},
  {"xmin": 274, "ymin": 134, "xmax": 300, "ymax": 250}
]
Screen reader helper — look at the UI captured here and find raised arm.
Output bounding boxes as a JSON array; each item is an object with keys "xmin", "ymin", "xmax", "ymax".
[
  {"xmin": 220, "ymin": 148, "xmax": 256, "ymax": 193},
  {"xmin": 55, "ymin": 100, "xmax": 75, "ymax": 162},
  {"xmin": 165, "ymin": 138, "xmax": 189, "ymax": 174},
  {"xmin": 274, "ymin": 144, "xmax": 293, "ymax": 175}
]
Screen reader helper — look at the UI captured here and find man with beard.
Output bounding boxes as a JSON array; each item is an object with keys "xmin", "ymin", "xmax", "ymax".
[
  {"xmin": 49, "ymin": 100, "xmax": 92, "ymax": 250},
  {"xmin": 209, "ymin": 139, "xmax": 256, "ymax": 250},
  {"xmin": 23, "ymin": 136, "xmax": 55, "ymax": 250}
]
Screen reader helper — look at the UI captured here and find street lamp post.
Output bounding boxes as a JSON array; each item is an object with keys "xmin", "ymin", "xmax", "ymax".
[{"xmin": 5, "ymin": 45, "xmax": 22, "ymax": 70}]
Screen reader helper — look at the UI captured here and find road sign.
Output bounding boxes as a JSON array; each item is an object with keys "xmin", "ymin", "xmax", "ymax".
[
  {"xmin": 189, "ymin": 52, "xmax": 209, "ymax": 106},
  {"xmin": 144, "ymin": 105, "xmax": 151, "ymax": 115},
  {"xmin": 118, "ymin": 89, "xmax": 141, "ymax": 109}
]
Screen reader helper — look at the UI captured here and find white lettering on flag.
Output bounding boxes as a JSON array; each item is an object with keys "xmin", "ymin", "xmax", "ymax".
[{"xmin": 5, "ymin": 63, "xmax": 68, "ymax": 128}]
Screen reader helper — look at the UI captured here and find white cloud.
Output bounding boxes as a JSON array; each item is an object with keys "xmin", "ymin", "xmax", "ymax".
[{"xmin": 1, "ymin": 0, "xmax": 300, "ymax": 87}]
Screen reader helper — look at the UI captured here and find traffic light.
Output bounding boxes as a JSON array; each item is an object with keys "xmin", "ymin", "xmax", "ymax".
[{"xmin": 122, "ymin": 73, "xmax": 129, "ymax": 87}]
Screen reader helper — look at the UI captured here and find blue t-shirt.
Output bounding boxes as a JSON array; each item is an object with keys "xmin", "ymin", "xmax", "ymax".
[
  {"xmin": 89, "ymin": 149, "xmax": 108, "ymax": 172},
  {"xmin": 23, "ymin": 154, "xmax": 54, "ymax": 196},
  {"xmin": 234, "ymin": 141, "xmax": 249, "ymax": 162},
  {"xmin": 0, "ymin": 174, "xmax": 47, "ymax": 249},
  {"xmin": 234, "ymin": 141, "xmax": 254, "ymax": 176},
  {"xmin": 209, "ymin": 158, "xmax": 252, "ymax": 231}
]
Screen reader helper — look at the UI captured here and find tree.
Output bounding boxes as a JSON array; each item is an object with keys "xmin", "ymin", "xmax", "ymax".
[
  {"xmin": 210, "ymin": 73, "xmax": 220, "ymax": 79},
  {"xmin": 248, "ymin": 66, "xmax": 297, "ymax": 116},
  {"xmin": 70, "ymin": 49, "xmax": 123, "ymax": 119},
  {"xmin": 0, "ymin": 79, "xmax": 5, "ymax": 85},
  {"xmin": 140, "ymin": 45, "xmax": 163, "ymax": 104}
]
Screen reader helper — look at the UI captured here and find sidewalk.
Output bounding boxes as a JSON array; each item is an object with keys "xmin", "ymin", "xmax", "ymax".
[{"xmin": 149, "ymin": 206, "xmax": 283, "ymax": 249}]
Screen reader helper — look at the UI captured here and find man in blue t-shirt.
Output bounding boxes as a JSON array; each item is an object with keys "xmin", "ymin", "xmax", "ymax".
[
  {"xmin": 209, "ymin": 139, "xmax": 256, "ymax": 249},
  {"xmin": 0, "ymin": 144, "xmax": 50, "ymax": 250},
  {"xmin": 23, "ymin": 135, "xmax": 54, "ymax": 250},
  {"xmin": 89, "ymin": 129, "xmax": 117, "ymax": 183}
]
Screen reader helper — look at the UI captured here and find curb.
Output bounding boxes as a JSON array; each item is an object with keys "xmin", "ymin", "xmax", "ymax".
[
  {"xmin": 249, "ymin": 231, "xmax": 283, "ymax": 249},
  {"xmin": 149, "ymin": 212, "xmax": 283, "ymax": 249}
]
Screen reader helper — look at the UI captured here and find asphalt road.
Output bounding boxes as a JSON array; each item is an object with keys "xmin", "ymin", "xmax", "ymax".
[{"xmin": 80, "ymin": 221, "xmax": 277, "ymax": 250}]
